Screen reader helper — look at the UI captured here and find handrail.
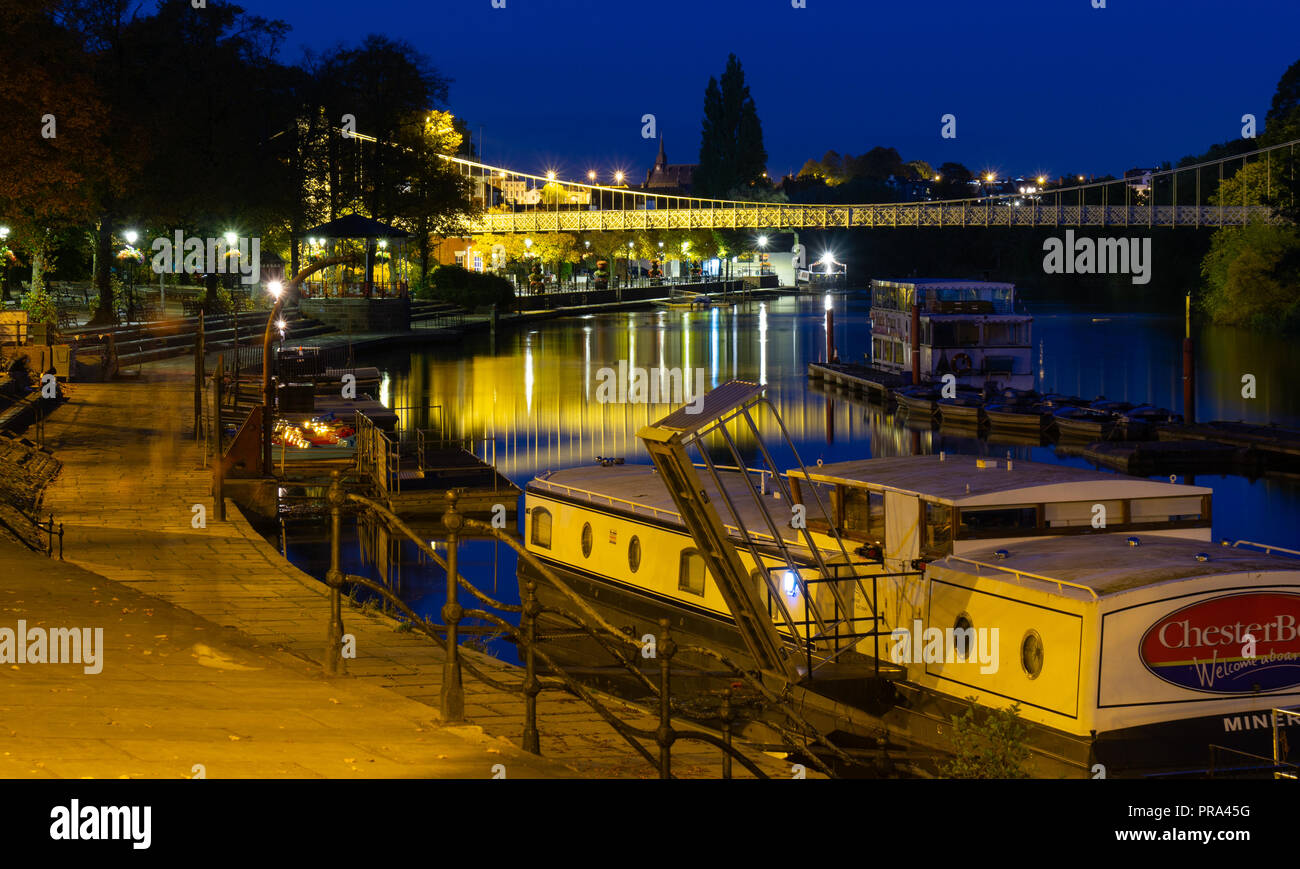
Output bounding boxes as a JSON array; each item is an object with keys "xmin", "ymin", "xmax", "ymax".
[
  {"xmin": 943, "ymin": 555, "xmax": 1100, "ymax": 600},
  {"xmin": 1231, "ymin": 540, "xmax": 1300, "ymax": 558},
  {"xmin": 319, "ymin": 476, "xmax": 859, "ymax": 778}
]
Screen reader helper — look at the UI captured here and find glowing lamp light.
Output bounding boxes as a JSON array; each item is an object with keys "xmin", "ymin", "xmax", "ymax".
[
  {"xmin": 224, "ymin": 231, "xmax": 238, "ymax": 246},
  {"xmin": 546, "ymin": 170, "xmax": 556, "ymax": 181},
  {"xmin": 782, "ymin": 570, "xmax": 798, "ymax": 598},
  {"xmin": 628, "ymin": 242, "xmax": 634, "ymax": 249},
  {"xmin": 0, "ymin": 226, "xmax": 9, "ymax": 240},
  {"xmin": 124, "ymin": 230, "xmax": 138, "ymax": 244},
  {"xmin": 757, "ymin": 235, "xmax": 768, "ymax": 248},
  {"xmin": 275, "ymin": 319, "xmax": 287, "ymax": 331},
  {"xmin": 378, "ymin": 239, "xmax": 388, "ymax": 249},
  {"xmin": 587, "ymin": 170, "xmax": 596, "ymax": 181},
  {"xmin": 1037, "ymin": 176, "xmax": 1046, "ymax": 185},
  {"xmin": 267, "ymin": 280, "xmax": 283, "ymax": 299},
  {"xmin": 614, "ymin": 171, "xmax": 625, "ymax": 184}
]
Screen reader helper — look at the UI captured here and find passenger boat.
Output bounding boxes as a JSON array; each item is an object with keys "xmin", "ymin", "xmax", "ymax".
[
  {"xmin": 868, "ymin": 279, "xmax": 1034, "ymax": 391},
  {"xmin": 519, "ymin": 382, "xmax": 1300, "ymax": 777}
]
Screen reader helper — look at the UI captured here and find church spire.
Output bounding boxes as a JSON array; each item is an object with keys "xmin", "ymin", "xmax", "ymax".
[{"xmin": 655, "ymin": 134, "xmax": 667, "ymax": 170}]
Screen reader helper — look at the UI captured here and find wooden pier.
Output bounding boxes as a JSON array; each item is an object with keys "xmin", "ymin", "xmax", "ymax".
[{"xmin": 807, "ymin": 360, "xmax": 909, "ymax": 404}]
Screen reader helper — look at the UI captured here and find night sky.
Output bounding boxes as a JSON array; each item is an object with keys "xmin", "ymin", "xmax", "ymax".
[{"xmin": 248, "ymin": 0, "xmax": 1298, "ymax": 183}]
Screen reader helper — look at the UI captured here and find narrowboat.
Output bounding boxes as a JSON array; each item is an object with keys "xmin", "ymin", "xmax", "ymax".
[{"xmin": 519, "ymin": 384, "xmax": 1300, "ymax": 777}]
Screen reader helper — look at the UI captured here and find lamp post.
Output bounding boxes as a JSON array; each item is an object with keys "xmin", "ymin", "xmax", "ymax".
[
  {"xmin": 261, "ymin": 280, "xmax": 284, "ymax": 475},
  {"xmin": 123, "ymin": 230, "xmax": 139, "ymax": 322}
]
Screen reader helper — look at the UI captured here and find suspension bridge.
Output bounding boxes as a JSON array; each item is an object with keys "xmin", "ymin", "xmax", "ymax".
[{"xmin": 443, "ymin": 137, "xmax": 1297, "ymax": 234}]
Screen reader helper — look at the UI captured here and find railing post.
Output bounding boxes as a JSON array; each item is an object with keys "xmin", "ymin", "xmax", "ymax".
[
  {"xmin": 324, "ymin": 471, "xmax": 346, "ymax": 676},
  {"xmin": 441, "ymin": 490, "xmax": 466, "ymax": 723},
  {"xmin": 521, "ymin": 578, "xmax": 541, "ymax": 754},
  {"xmin": 212, "ymin": 356, "xmax": 226, "ymax": 522},
  {"xmin": 193, "ymin": 313, "xmax": 205, "ymax": 440},
  {"xmin": 656, "ymin": 617, "xmax": 676, "ymax": 779},
  {"xmin": 721, "ymin": 687, "xmax": 733, "ymax": 780}
]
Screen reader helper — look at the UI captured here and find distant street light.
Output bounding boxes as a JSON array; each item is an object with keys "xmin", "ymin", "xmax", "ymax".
[
  {"xmin": 587, "ymin": 170, "xmax": 597, "ymax": 181},
  {"xmin": 224, "ymin": 231, "xmax": 238, "ymax": 246},
  {"xmin": 614, "ymin": 171, "xmax": 624, "ymax": 184},
  {"xmin": 124, "ymin": 230, "xmax": 138, "ymax": 244}
]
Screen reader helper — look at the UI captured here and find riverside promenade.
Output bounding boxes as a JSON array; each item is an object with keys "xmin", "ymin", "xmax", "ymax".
[{"xmin": 12, "ymin": 367, "xmax": 800, "ymax": 779}]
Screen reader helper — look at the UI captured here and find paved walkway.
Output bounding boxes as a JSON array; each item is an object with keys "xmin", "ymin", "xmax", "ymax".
[{"xmin": 24, "ymin": 372, "xmax": 798, "ymax": 778}]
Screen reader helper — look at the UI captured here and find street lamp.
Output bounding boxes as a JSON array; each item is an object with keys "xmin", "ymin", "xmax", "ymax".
[
  {"xmin": 614, "ymin": 171, "xmax": 624, "ymax": 184},
  {"xmin": 587, "ymin": 170, "xmax": 596, "ymax": 182},
  {"xmin": 261, "ymin": 279, "xmax": 285, "ymax": 473}
]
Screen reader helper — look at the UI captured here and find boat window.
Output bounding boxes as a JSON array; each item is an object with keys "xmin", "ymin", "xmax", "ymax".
[
  {"xmin": 1045, "ymin": 500, "xmax": 1123, "ymax": 528},
  {"xmin": 957, "ymin": 506, "xmax": 1038, "ymax": 538},
  {"xmin": 921, "ymin": 501, "xmax": 954, "ymax": 558},
  {"xmin": 581, "ymin": 522, "xmax": 593, "ymax": 558},
  {"xmin": 842, "ymin": 487, "xmax": 886, "ymax": 537},
  {"xmin": 1129, "ymin": 496, "xmax": 1205, "ymax": 524},
  {"xmin": 679, "ymin": 550, "xmax": 706, "ymax": 596},
  {"xmin": 1021, "ymin": 631, "xmax": 1044, "ymax": 679},
  {"xmin": 953, "ymin": 614, "xmax": 974, "ymax": 661},
  {"xmin": 931, "ymin": 322, "xmax": 980, "ymax": 347},
  {"xmin": 530, "ymin": 508, "xmax": 552, "ymax": 549},
  {"xmin": 628, "ymin": 535, "xmax": 642, "ymax": 573}
]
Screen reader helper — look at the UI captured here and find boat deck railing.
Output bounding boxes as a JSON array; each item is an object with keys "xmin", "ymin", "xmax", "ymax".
[
  {"xmin": 1229, "ymin": 540, "xmax": 1300, "ymax": 558},
  {"xmin": 943, "ymin": 555, "xmax": 1100, "ymax": 600}
]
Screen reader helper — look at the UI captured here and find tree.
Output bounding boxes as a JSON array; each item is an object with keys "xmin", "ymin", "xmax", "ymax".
[
  {"xmin": 0, "ymin": 0, "xmax": 105, "ymax": 301},
  {"xmin": 1264, "ymin": 57, "xmax": 1300, "ymax": 145},
  {"xmin": 695, "ymin": 54, "xmax": 767, "ymax": 198},
  {"xmin": 1199, "ymin": 220, "xmax": 1300, "ymax": 331}
]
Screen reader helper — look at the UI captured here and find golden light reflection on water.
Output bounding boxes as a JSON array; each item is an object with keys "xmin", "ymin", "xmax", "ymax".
[{"xmin": 374, "ymin": 298, "xmax": 971, "ymax": 482}]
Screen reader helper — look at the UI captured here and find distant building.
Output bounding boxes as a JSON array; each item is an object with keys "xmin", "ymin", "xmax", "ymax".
[
  {"xmin": 643, "ymin": 136, "xmax": 696, "ymax": 194},
  {"xmin": 1125, "ymin": 167, "xmax": 1156, "ymax": 194}
]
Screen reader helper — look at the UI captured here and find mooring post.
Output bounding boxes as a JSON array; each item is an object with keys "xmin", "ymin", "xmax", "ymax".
[
  {"xmin": 213, "ymin": 356, "xmax": 225, "ymax": 522},
  {"xmin": 324, "ymin": 471, "xmax": 346, "ymax": 676},
  {"xmin": 1183, "ymin": 291, "xmax": 1195, "ymax": 425},
  {"xmin": 521, "ymin": 578, "xmax": 541, "ymax": 754},
  {"xmin": 657, "ymin": 617, "xmax": 676, "ymax": 779},
  {"xmin": 825, "ymin": 304, "xmax": 835, "ymax": 363},
  {"xmin": 721, "ymin": 687, "xmax": 734, "ymax": 780},
  {"xmin": 441, "ymin": 490, "xmax": 466, "ymax": 723}
]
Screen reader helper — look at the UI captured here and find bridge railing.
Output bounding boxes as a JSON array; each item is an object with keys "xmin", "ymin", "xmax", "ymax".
[{"xmin": 439, "ymin": 136, "xmax": 1299, "ymax": 232}]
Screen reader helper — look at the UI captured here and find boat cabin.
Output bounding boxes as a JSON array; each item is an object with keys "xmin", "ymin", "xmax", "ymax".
[{"xmin": 869, "ymin": 279, "xmax": 1034, "ymax": 390}]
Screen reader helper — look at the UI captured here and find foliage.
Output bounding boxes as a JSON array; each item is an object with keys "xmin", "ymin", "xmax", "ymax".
[
  {"xmin": 416, "ymin": 265, "xmax": 514, "ymax": 311},
  {"xmin": 1199, "ymin": 219, "xmax": 1300, "ymax": 331},
  {"xmin": 695, "ymin": 54, "xmax": 767, "ymax": 198},
  {"xmin": 20, "ymin": 279, "xmax": 58, "ymax": 326},
  {"xmin": 939, "ymin": 697, "xmax": 1032, "ymax": 779}
]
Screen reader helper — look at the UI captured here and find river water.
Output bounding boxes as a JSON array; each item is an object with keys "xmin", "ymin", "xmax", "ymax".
[{"xmin": 282, "ymin": 292, "xmax": 1300, "ymax": 664}]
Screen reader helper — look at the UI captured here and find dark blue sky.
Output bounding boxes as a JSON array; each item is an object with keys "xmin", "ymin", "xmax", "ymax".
[{"xmin": 249, "ymin": 0, "xmax": 1299, "ymax": 184}]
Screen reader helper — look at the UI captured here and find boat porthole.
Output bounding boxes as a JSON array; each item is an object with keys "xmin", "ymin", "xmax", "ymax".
[
  {"xmin": 581, "ymin": 523, "xmax": 593, "ymax": 558},
  {"xmin": 628, "ymin": 535, "xmax": 642, "ymax": 573},
  {"xmin": 1021, "ymin": 630, "xmax": 1044, "ymax": 679},
  {"xmin": 953, "ymin": 614, "xmax": 974, "ymax": 660}
]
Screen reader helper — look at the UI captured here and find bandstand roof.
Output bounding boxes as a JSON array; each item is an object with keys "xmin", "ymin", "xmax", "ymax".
[{"xmin": 297, "ymin": 213, "xmax": 409, "ymax": 240}]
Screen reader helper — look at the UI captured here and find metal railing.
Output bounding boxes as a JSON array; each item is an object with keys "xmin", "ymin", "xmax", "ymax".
[
  {"xmin": 943, "ymin": 555, "xmax": 1100, "ymax": 600},
  {"xmin": 1229, "ymin": 540, "xmax": 1300, "ymax": 558},
  {"xmin": 318, "ymin": 473, "xmax": 864, "ymax": 778}
]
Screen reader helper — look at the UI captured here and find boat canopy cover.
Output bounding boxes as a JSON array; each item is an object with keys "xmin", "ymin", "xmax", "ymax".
[{"xmin": 640, "ymin": 380, "xmax": 763, "ymax": 441}]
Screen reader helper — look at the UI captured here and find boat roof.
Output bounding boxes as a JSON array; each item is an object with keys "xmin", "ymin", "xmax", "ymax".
[
  {"xmin": 790, "ymin": 454, "xmax": 1211, "ymax": 507},
  {"xmin": 530, "ymin": 464, "xmax": 810, "ymax": 547},
  {"xmin": 936, "ymin": 535, "xmax": 1300, "ymax": 598}
]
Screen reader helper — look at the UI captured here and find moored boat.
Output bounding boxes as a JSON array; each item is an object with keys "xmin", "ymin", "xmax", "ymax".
[{"xmin": 519, "ymin": 382, "xmax": 1300, "ymax": 777}]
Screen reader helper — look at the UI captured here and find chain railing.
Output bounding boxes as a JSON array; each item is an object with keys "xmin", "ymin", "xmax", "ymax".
[{"xmin": 317, "ymin": 471, "xmax": 866, "ymax": 779}]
